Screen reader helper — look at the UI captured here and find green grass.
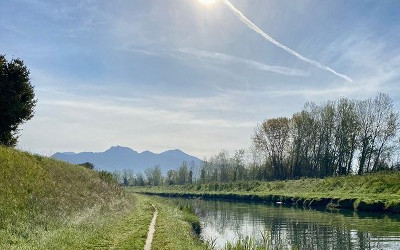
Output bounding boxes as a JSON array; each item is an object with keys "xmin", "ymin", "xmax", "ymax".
[
  {"xmin": 31, "ymin": 195, "xmax": 152, "ymax": 250},
  {"xmin": 0, "ymin": 146, "xmax": 122, "ymax": 228},
  {"xmin": 131, "ymin": 172, "xmax": 400, "ymax": 213},
  {"xmin": 0, "ymin": 146, "xmax": 207, "ymax": 249},
  {"xmin": 126, "ymin": 193, "xmax": 207, "ymax": 250},
  {"xmin": 179, "ymin": 204, "xmax": 201, "ymax": 235},
  {"xmin": 0, "ymin": 146, "xmax": 154, "ymax": 249}
]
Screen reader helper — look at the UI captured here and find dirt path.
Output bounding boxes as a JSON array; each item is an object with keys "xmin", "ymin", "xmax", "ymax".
[{"xmin": 144, "ymin": 204, "xmax": 158, "ymax": 250}]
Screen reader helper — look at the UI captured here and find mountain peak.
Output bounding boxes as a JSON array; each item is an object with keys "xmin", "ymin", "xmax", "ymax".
[
  {"xmin": 162, "ymin": 149, "xmax": 184, "ymax": 154},
  {"xmin": 105, "ymin": 145, "xmax": 136, "ymax": 154},
  {"xmin": 60, "ymin": 152, "xmax": 76, "ymax": 155},
  {"xmin": 160, "ymin": 149, "xmax": 189, "ymax": 157}
]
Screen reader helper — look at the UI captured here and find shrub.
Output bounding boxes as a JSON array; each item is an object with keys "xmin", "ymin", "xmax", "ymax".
[{"xmin": 98, "ymin": 170, "xmax": 118, "ymax": 185}]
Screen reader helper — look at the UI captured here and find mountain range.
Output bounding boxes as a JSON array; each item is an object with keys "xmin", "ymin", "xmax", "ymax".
[{"xmin": 52, "ymin": 146, "xmax": 203, "ymax": 173}]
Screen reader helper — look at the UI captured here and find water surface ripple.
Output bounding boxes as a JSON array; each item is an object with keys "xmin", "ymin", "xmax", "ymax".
[{"xmin": 179, "ymin": 199, "xmax": 400, "ymax": 249}]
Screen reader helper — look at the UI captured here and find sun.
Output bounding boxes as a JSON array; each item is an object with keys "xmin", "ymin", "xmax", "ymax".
[{"xmin": 198, "ymin": 0, "xmax": 217, "ymax": 5}]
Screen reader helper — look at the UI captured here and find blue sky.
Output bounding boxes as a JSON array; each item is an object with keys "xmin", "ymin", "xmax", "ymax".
[{"xmin": 1, "ymin": 0, "xmax": 399, "ymax": 158}]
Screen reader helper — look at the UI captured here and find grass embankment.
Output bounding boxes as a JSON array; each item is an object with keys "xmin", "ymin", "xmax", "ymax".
[
  {"xmin": 0, "ymin": 146, "xmax": 205, "ymax": 249},
  {"xmin": 132, "ymin": 172, "xmax": 400, "ymax": 213},
  {"xmin": 137, "ymin": 195, "xmax": 205, "ymax": 250}
]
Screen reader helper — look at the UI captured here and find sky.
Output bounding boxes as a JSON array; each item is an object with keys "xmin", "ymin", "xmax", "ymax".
[{"xmin": 1, "ymin": 0, "xmax": 399, "ymax": 158}]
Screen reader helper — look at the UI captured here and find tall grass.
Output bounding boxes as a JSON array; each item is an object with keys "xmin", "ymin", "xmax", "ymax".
[
  {"xmin": 205, "ymin": 231, "xmax": 296, "ymax": 250},
  {"xmin": 178, "ymin": 203, "xmax": 201, "ymax": 235},
  {"xmin": 0, "ymin": 146, "xmax": 131, "ymax": 248}
]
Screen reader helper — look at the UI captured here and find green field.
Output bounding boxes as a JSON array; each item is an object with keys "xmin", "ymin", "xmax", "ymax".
[
  {"xmin": 132, "ymin": 172, "xmax": 400, "ymax": 213},
  {"xmin": 0, "ymin": 146, "xmax": 205, "ymax": 249}
]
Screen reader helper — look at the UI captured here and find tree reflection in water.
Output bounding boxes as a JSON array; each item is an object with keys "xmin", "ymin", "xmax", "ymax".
[{"xmin": 179, "ymin": 199, "xmax": 400, "ymax": 249}]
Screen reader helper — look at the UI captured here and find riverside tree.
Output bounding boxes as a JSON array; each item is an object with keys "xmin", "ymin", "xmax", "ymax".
[
  {"xmin": 144, "ymin": 166, "xmax": 162, "ymax": 186},
  {"xmin": 254, "ymin": 117, "xmax": 291, "ymax": 180},
  {"xmin": 0, "ymin": 55, "xmax": 36, "ymax": 147},
  {"xmin": 357, "ymin": 93, "xmax": 399, "ymax": 174}
]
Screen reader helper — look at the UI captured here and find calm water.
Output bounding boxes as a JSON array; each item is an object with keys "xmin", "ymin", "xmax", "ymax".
[{"xmin": 177, "ymin": 198, "xmax": 400, "ymax": 250}]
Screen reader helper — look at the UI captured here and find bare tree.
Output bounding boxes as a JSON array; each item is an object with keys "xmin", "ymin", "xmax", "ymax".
[
  {"xmin": 370, "ymin": 94, "xmax": 399, "ymax": 171},
  {"xmin": 357, "ymin": 94, "xmax": 399, "ymax": 174},
  {"xmin": 254, "ymin": 117, "xmax": 290, "ymax": 179},
  {"xmin": 333, "ymin": 98, "xmax": 359, "ymax": 175}
]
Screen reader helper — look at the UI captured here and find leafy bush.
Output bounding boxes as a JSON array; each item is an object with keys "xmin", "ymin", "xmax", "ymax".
[
  {"xmin": 79, "ymin": 162, "xmax": 95, "ymax": 170},
  {"xmin": 98, "ymin": 170, "xmax": 118, "ymax": 185}
]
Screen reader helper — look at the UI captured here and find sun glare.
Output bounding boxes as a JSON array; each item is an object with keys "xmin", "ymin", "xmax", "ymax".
[{"xmin": 198, "ymin": 0, "xmax": 217, "ymax": 6}]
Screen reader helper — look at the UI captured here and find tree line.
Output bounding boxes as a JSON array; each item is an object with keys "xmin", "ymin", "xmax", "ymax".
[
  {"xmin": 252, "ymin": 93, "xmax": 399, "ymax": 179},
  {"xmin": 113, "ymin": 161, "xmax": 197, "ymax": 186},
  {"xmin": 123, "ymin": 93, "xmax": 399, "ymax": 186},
  {"xmin": 201, "ymin": 93, "xmax": 399, "ymax": 182}
]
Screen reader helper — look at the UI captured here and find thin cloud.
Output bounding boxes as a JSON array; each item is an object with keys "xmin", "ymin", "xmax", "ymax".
[
  {"xmin": 118, "ymin": 47, "xmax": 161, "ymax": 56},
  {"xmin": 222, "ymin": 0, "xmax": 353, "ymax": 82},
  {"xmin": 38, "ymin": 92, "xmax": 254, "ymax": 129},
  {"xmin": 116, "ymin": 46, "xmax": 308, "ymax": 76},
  {"xmin": 175, "ymin": 48, "xmax": 308, "ymax": 76}
]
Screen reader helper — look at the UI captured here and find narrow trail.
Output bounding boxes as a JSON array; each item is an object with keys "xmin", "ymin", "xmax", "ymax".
[{"xmin": 144, "ymin": 204, "xmax": 158, "ymax": 250}]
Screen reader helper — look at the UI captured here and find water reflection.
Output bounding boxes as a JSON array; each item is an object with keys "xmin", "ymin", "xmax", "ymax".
[{"xmin": 180, "ymin": 199, "xmax": 400, "ymax": 249}]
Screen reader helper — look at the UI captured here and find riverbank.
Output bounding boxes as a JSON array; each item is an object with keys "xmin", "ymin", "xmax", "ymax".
[
  {"xmin": 131, "ymin": 172, "xmax": 400, "ymax": 213},
  {"xmin": 143, "ymin": 195, "xmax": 205, "ymax": 250}
]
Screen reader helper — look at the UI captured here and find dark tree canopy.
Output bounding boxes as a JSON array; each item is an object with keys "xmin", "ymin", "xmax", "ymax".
[
  {"xmin": 0, "ymin": 55, "xmax": 36, "ymax": 147},
  {"xmin": 79, "ymin": 162, "xmax": 95, "ymax": 170}
]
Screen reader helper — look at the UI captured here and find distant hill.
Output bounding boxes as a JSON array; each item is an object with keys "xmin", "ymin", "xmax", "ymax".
[{"xmin": 52, "ymin": 146, "xmax": 203, "ymax": 172}]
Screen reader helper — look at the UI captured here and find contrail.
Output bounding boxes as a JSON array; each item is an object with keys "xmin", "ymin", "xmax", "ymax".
[
  {"xmin": 176, "ymin": 48, "xmax": 308, "ymax": 76},
  {"xmin": 222, "ymin": 0, "xmax": 353, "ymax": 82}
]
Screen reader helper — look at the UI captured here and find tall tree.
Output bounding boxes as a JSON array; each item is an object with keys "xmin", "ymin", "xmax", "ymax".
[
  {"xmin": 356, "ymin": 98, "xmax": 374, "ymax": 175},
  {"xmin": 356, "ymin": 94, "xmax": 399, "ymax": 174},
  {"xmin": 333, "ymin": 98, "xmax": 359, "ymax": 175},
  {"xmin": 0, "ymin": 55, "xmax": 36, "ymax": 146},
  {"xmin": 370, "ymin": 94, "xmax": 399, "ymax": 172},
  {"xmin": 145, "ymin": 166, "xmax": 162, "ymax": 186},
  {"xmin": 232, "ymin": 149, "xmax": 246, "ymax": 181},
  {"xmin": 166, "ymin": 170, "xmax": 176, "ymax": 185},
  {"xmin": 290, "ymin": 110, "xmax": 315, "ymax": 178},
  {"xmin": 254, "ymin": 117, "xmax": 290, "ymax": 179},
  {"xmin": 178, "ymin": 162, "xmax": 189, "ymax": 185}
]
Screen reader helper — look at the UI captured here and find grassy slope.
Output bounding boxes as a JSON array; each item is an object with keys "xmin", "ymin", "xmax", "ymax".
[
  {"xmin": 38, "ymin": 194, "xmax": 152, "ymax": 250},
  {"xmin": 132, "ymin": 172, "xmax": 400, "ymax": 213},
  {"xmin": 0, "ymin": 146, "xmax": 205, "ymax": 249},
  {"xmin": 0, "ymin": 146, "xmax": 150, "ymax": 249}
]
